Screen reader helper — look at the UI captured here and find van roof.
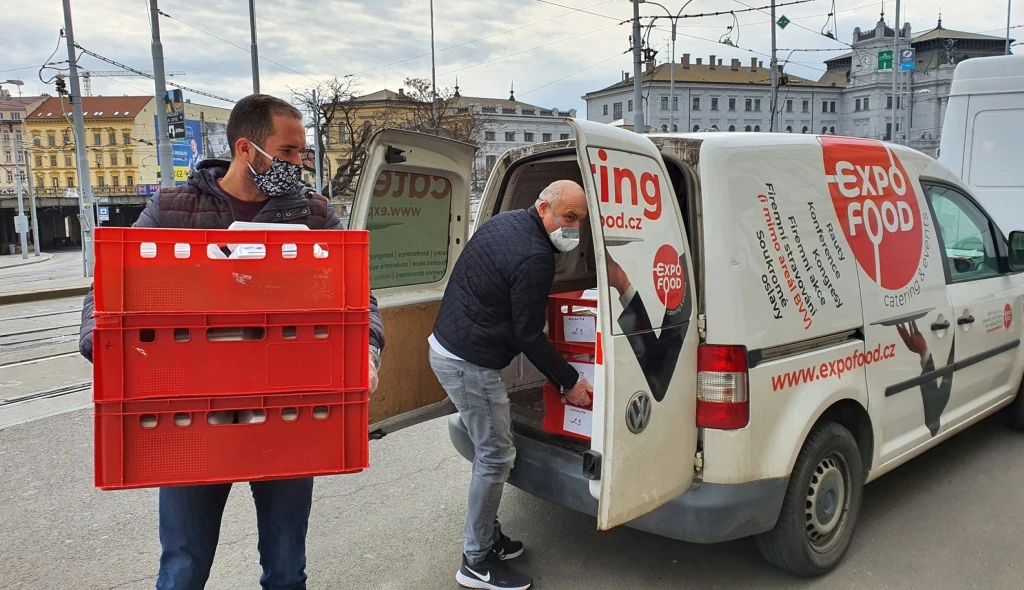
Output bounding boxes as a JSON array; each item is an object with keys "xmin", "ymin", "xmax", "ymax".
[{"xmin": 949, "ymin": 54, "xmax": 1024, "ymax": 97}]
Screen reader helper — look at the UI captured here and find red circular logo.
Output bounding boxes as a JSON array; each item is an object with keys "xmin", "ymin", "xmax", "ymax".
[
  {"xmin": 823, "ymin": 138, "xmax": 923, "ymax": 291},
  {"xmin": 653, "ymin": 244, "xmax": 685, "ymax": 310},
  {"xmin": 1005, "ymin": 304, "xmax": 1013, "ymax": 330}
]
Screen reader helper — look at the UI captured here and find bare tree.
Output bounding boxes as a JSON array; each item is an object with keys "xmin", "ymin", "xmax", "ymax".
[{"xmin": 389, "ymin": 78, "xmax": 487, "ymax": 146}]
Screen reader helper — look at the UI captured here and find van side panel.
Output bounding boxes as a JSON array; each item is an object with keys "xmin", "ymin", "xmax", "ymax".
[
  {"xmin": 697, "ymin": 138, "xmax": 866, "ymax": 484},
  {"xmin": 963, "ymin": 102, "xmax": 1024, "ymax": 236}
]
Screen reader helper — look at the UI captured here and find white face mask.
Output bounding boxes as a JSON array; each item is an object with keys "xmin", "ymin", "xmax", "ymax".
[{"xmin": 546, "ymin": 207, "xmax": 580, "ymax": 252}]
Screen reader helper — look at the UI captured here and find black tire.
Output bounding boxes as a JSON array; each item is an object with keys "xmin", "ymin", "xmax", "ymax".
[
  {"xmin": 1008, "ymin": 379, "xmax": 1024, "ymax": 431},
  {"xmin": 756, "ymin": 421, "xmax": 864, "ymax": 577}
]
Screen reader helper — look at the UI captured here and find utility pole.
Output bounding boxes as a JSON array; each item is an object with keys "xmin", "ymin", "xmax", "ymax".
[
  {"xmin": 1008, "ymin": 0, "xmax": 1013, "ymax": 56},
  {"xmin": 631, "ymin": 0, "xmax": 645, "ymax": 133},
  {"xmin": 312, "ymin": 89, "xmax": 323, "ymax": 194},
  {"xmin": 249, "ymin": 0, "xmax": 260, "ymax": 93},
  {"xmin": 770, "ymin": 0, "xmax": 779, "ymax": 132},
  {"xmin": 150, "ymin": 0, "xmax": 175, "ymax": 189},
  {"xmin": 14, "ymin": 160, "xmax": 28, "ymax": 260},
  {"xmin": 24, "ymin": 148, "xmax": 40, "ymax": 257},
  {"xmin": 63, "ymin": 0, "xmax": 96, "ymax": 277},
  {"xmin": 430, "ymin": 0, "xmax": 437, "ymax": 128},
  {"xmin": 891, "ymin": 0, "xmax": 901, "ymax": 143}
]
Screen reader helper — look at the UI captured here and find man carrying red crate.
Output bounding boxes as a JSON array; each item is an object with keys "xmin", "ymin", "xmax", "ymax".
[
  {"xmin": 429, "ymin": 180, "xmax": 594, "ymax": 590},
  {"xmin": 78, "ymin": 94, "xmax": 386, "ymax": 590}
]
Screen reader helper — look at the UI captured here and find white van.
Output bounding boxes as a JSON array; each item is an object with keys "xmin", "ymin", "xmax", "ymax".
[
  {"xmin": 939, "ymin": 53, "xmax": 1024, "ymax": 236},
  {"xmin": 347, "ymin": 121, "xmax": 1024, "ymax": 577}
]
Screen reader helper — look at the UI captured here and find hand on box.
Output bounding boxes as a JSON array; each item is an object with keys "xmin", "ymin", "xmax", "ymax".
[
  {"xmin": 566, "ymin": 378, "xmax": 593, "ymax": 407},
  {"xmin": 605, "ymin": 253, "xmax": 631, "ymax": 296},
  {"xmin": 369, "ymin": 358, "xmax": 379, "ymax": 394}
]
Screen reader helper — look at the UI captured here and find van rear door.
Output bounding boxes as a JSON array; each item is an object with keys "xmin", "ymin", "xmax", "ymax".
[
  {"xmin": 348, "ymin": 129, "xmax": 476, "ymax": 436},
  {"xmin": 568, "ymin": 119, "xmax": 699, "ymax": 529}
]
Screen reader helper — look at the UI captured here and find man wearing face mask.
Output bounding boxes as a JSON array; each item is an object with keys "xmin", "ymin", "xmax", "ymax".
[
  {"xmin": 429, "ymin": 180, "xmax": 593, "ymax": 590},
  {"xmin": 77, "ymin": 94, "xmax": 385, "ymax": 590}
]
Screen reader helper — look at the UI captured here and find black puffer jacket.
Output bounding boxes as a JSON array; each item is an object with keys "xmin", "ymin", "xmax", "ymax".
[
  {"xmin": 78, "ymin": 160, "xmax": 385, "ymax": 361},
  {"xmin": 432, "ymin": 207, "xmax": 578, "ymax": 390}
]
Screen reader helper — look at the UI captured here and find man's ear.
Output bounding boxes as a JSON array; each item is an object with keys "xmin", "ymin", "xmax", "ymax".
[{"xmin": 234, "ymin": 137, "xmax": 252, "ymax": 161}]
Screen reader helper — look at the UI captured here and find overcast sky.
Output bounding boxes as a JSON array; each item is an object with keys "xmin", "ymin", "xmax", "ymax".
[{"xmin": 1, "ymin": 0, "xmax": 1016, "ymax": 115}]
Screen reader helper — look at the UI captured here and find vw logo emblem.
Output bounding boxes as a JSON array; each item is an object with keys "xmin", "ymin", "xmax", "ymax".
[{"xmin": 625, "ymin": 391, "xmax": 652, "ymax": 434}]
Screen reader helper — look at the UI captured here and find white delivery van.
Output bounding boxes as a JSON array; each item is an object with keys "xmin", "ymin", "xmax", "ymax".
[
  {"xmin": 347, "ymin": 122, "xmax": 1024, "ymax": 577},
  {"xmin": 939, "ymin": 53, "xmax": 1024, "ymax": 236}
]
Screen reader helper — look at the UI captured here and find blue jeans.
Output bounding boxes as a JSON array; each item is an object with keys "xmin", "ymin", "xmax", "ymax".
[
  {"xmin": 429, "ymin": 349, "xmax": 516, "ymax": 565},
  {"xmin": 155, "ymin": 478, "xmax": 314, "ymax": 590}
]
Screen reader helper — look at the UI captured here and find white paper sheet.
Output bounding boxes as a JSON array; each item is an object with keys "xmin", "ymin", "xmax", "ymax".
[{"xmin": 563, "ymin": 405, "xmax": 593, "ymax": 438}]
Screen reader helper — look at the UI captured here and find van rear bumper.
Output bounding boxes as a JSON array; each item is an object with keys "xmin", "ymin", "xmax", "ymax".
[{"xmin": 447, "ymin": 414, "xmax": 788, "ymax": 544}]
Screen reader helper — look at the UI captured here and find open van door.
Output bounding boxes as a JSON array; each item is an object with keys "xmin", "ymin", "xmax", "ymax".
[
  {"xmin": 568, "ymin": 119, "xmax": 700, "ymax": 529},
  {"xmin": 348, "ymin": 129, "xmax": 476, "ymax": 436}
]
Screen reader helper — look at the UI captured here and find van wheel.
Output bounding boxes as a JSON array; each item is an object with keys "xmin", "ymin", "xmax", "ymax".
[{"xmin": 756, "ymin": 421, "xmax": 864, "ymax": 577}]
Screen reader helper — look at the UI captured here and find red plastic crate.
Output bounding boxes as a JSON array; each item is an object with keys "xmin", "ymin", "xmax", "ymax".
[
  {"xmin": 547, "ymin": 291, "xmax": 598, "ymax": 356},
  {"xmin": 93, "ymin": 227, "xmax": 370, "ymax": 315},
  {"xmin": 541, "ymin": 382, "xmax": 593, "ymax": 441},
  {"xmin": 94, "ymin": 391, "xmax": 369, "ymax": 490},
  {"xmin": 92, "ymin": 311, "xmax": 369, "ymax": 402}
]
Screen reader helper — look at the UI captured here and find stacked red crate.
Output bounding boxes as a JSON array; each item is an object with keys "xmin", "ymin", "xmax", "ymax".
[
  {"xmin": 90, "ymin": 227, "xmax": 371, "ymax": 490},
  {"xmin": 542, "ymin": 291, "xmax": 597, "ymax": 441}
]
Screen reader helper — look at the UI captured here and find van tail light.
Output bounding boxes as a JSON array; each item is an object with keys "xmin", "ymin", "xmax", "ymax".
[{"xmin": 697, "ymin": 345, "xmax": 749, "ymax": 430}]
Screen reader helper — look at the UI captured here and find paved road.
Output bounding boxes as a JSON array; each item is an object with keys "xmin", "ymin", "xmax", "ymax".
[
  {"xmin": 1, "ymin": 372, "xmax": 1023, "ymax": 588},
  {"xmin": 0, "ymin": 250, "xmax": 90, "ymax": 297}
]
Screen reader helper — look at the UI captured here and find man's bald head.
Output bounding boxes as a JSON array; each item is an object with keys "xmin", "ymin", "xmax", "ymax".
[{"xmin": 536, "ymin": 180, "xmax": 588, "ymax": 233}]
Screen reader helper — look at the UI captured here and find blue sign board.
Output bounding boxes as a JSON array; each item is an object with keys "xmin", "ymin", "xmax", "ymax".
[
  {"xmin": 899, "ymin": 48, "xmax": 916, "ymax": 71},
  {"xmin": 154, "ymin": 118, "xmax": 205, "ymax": 185}
]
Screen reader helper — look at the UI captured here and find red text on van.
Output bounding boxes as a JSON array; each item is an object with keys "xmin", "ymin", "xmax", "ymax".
[{"xmin": 590, "ymin": 148, "xmax": 663, "ymax": 222}]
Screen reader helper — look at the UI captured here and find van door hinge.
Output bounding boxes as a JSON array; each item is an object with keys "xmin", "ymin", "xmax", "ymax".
[
  {"xmin": 694, "ymin": 450, "xmax": 704, "ymax": 472},
  {"xmin": 697, "ymin": 314, "xmax": 707, "ymax": 339}
]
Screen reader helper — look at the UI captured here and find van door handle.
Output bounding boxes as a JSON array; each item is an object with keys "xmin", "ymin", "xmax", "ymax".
[
  {"xmin": 958, "ymin": 315, "xmax": 976, "ymax": 326},
  {"xmin": 931, "ymin": 320, "xmax": 951, "ymax": 331}
]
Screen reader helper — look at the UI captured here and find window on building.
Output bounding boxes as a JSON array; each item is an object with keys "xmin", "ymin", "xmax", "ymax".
[
  {"xmin": 110, "ymin": 153, "xmax": 118, "ymax": 166},
  {"xmin": 3, "ymin": 151, "xmax": 10, "ymax": 163},
  {"xmin": 96, "ymin": 154, "xmax": 103, "ymax": 167},
  {"xmin": 830, "ymin": 126, "xmax": 836, "ymax": 134},
  {"xmin": 123, "ymin": 133, "xmax": 131, "ymax": 145},
  {"xmin": 505, "ymin": 132, "xmax": 515, "ymax": 142},
  {"xmin": 5, "ymin": 172, "xmax": 12, "ymax": 184},
  {"xmin": 863, "ymin": 98, "xmax": 870, "ymax": 110},
  {"xmin": 728, "ymin": 125, "xmax": 736, "ymax": 132},
  {"xmin": 485, "ymin": 155, "xmax": 497, "ymax": 170},
  {"xmin": 35, "ymin": 156, "xmax": 42, "ymax": 167},
  {"xmin": 52, "ymin": 177, "xmax": 60, "ymax": 187},
  {"xmin": 112, "ymin": 176, "xmax": 120, "ymax": 187},
  {"xmin": 754, "ymin": 98, "xmax": 762, "ymax": 112},
  {"xmin": 542, "ymin": 133, "xmax": 552, "ymax": 142},
  {"xmin": 560, "ymin": 133, "xmax": 570, "ymax": 140},
  {"xmin": 673, "ymin": 97, "xmax": 678, "ymax": 111},
  {"xmin": 485, "ymin": 131, "xmax": 496, "ymax": 141},
  {"xmin": 48, "ymin": 134, "xmax": 56, "ymax": 146},
  {"xmin": 68, "ymin": 176, "xmax": 75, "ymax": 187},
  {"xmin": 887, "ymin": 96, "xmax": 893, "ymax": 109},
  {"xmin": 50, "ymin": 155, "xmax": 57, "ymax": 167},
  {"xmin": 786, "ymin": 99, "xmax": 793, "ymax": 112},
  {"xmin": 126, "ymin": 175, "xmax": 134, "ymax": 186},
  {"xmin": 745, "ymin": 99, "xmax": 752, "ymax": 112},
  {"xmin": 65, "ymin": 155, "xmax": 72, "ymax": 166},
  {"xmin": 802, "ymin": 126, "xmax": 809, "ymax": 134},
  {"xmin": 613, "ymin": 102, "xmax": 623, "ymax": 119},
  {"xmin": 660, "ymin": 97, "xmax": 668, "ymax": 110},
  {"xmin": 692, "ymin": 97, "xmax": 700, "ymax": 111},
  {"xmin": 1, "ymin": 132, "xmax": 8, "ymax": 142},
  {"xmin": 856, "ymin": 98, "xmax": 862, "ymax": 111},
  {"xmin": 109, "ymin": 132, "xmax": 116, "ymax": 145},
  {"xmin": 830, "ymin": 101, "xmax": 837, "ymax": 113},
  {"xmin": 11, "ymin": 113, "xmax": 19, "ymax": 121},
  {"xmin": 754, "ymin": 125, "xmax": 761, "ymax": 132},
  {"xmin": 822, "ymin": 101, "xmax": 829, "ymax": 113},
  {"xmin": 97, "ymin": 176, "xmax": 105, "ymax": 187},
  {"xmin": 711, "ymin": 97, "xmax": 719, "ymax": 111},
  {"xmin": 63, "ymin": 134, "xmax": 70, "ymax": 145},
  {"xmin": 786, "ymin": 125, "xmax": 793, "ymax": 133},
  {"xmin": 15, "ymin": 152, "xmax": 22, "ymax": 163},
  {"xmin": 745, "ymin": 125, "xmax": 752, "ymax": 132},
  {"xmin": 35, "ymin": 176, "xmax": 42, "ymax": 188},
  {"xmin": 661, "ymin": 124, "xmax": 668, "ymax": 132},
  {"xmin": 94, "ymin": 133, "xmax": 101, "ymax": 145},
  {"xmin": 802, "ymin": 100, "xmax": 810, "ymax": 113},
  {"xmin": 126, "ymin": 154, "xmax": 133, "ymax": 165},
  {"xmin": 729, "ymin": 98, "xmax": 737, "ymax": 111},
  {"xmin": 16, "ymin": 132, "xmax": 22, "ymax": 143},
  {"xmin": 822, "ymin": 126, "xmax": 828, "ymax": 134},
  {"xmin": 885, "ymin": 123, "xmax": 892, "ymax": 140},
  {"xmin": 524, "ymin": 132, "xmax": 535, "ymax": 142},
  {"xmin": 33, "ymin": 136, "xmax": 41, "ymax": 147},
  {"xmin": 628, "ymin": 100, "xmax": 633, "ymax": 112},
  {"xmin": 603, "ymin": 104, "xmax": 609, "ymax": 116},
  {"xmin": 692, "ymin": 124, "xmax": 701, "ymax": 132}
]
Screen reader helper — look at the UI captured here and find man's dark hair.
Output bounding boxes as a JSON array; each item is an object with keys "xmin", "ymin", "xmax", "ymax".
[{"xmin": 226, "ymin": 94, "xmax": 303, "ymax": 157}]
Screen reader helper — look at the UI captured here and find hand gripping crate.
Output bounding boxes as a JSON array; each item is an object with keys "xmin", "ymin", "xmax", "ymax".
[
  {"xmin": 93, "ymin": 227, "xmax": 370, "ymax": 315},
  {"xmin": 94, "ymin": 391, "xmax": 369, "ymax": 490}
]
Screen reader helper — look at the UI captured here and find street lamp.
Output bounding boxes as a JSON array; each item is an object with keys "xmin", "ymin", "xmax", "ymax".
[
  {"xmin": 642, "ymin": 1, "xmax": 698, "ymax": 135},
  {"xmin": 1, "ymin": 79, "xmax": 25, "ymax": 97}
]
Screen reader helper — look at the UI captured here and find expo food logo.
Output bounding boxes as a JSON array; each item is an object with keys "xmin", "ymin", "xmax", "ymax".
[
  {"xmin": 822, "ymin": 137, "xmax": 923, "ymax": 291},
  {"xmin": 1005, "ymin": 304, "xmax": 1013, "ymax": 330},
  {"xmin": 653, "ymin": 244, "xmax": 684, "ymax": 310}
]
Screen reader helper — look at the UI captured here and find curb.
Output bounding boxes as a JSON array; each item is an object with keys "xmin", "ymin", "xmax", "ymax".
[
  {"xmin": 0, "ymin": 253, "xmax": 54, "ymax": 270},
  {"xmin": 0, "ymin": 285, "xmax": 91, "ymax": 306}
]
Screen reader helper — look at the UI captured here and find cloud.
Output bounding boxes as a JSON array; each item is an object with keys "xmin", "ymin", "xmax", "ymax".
[{"xmin": 2, "ymin": 0, "xmax": 1015, "ymax": 115}]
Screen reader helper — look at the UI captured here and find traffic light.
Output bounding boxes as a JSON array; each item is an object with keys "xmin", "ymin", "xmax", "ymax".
[{"xmin": 55, "ymin": 76, "xmax": 67, "ymax": 96}]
